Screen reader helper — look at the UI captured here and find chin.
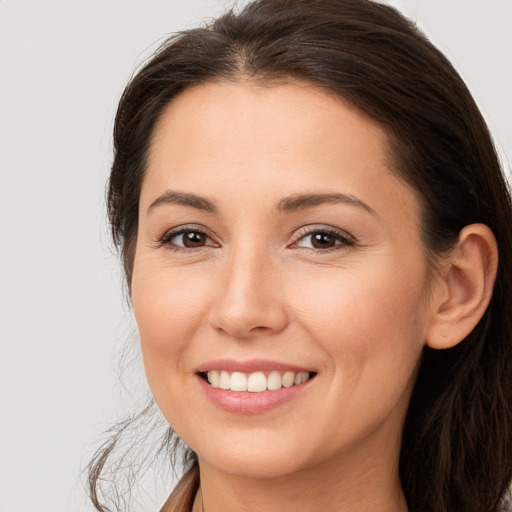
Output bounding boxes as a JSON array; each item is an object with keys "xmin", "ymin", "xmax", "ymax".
[
  {"xmin": 180, "ymin": 426, "xmax": 317, "ymax": 479},
  {"xmin": 199, "ymin": 449, "xmax": 312, "ymax": 480}
]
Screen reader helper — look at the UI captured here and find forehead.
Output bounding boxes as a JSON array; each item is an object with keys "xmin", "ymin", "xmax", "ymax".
[
  {"xmin": 148, "ymin": 80, "xmax": 388, "ymax": 163},
  {"xmin": 142, "ymin": 80, "xmax": 419, "ymax": 231}
]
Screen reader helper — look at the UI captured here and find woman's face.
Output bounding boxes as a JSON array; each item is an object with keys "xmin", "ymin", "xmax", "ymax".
[{"xmin": 132, "ymin": 81, "xmax": 435, "ymax": 479}]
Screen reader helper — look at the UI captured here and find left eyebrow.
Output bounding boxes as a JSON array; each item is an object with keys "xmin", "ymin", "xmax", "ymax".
[{"xmin": 274, "ymin": 192, "xmax": 377, "ymax": 216}]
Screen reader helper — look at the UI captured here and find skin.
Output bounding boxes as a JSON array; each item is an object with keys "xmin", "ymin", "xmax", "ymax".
[{"xmin": 131, "ymin": 81, "xmax": 461, "ymax": 511}]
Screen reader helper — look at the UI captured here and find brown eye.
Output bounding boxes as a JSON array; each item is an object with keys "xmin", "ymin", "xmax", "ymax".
[
  {"xmin": 294, "ymin": 228, "xmax": 354, "ymax": 251},
  {"xmin": 310, "ymin": 232, "xmax": 338, "ymax": 249},
  {"xmin": 159, "ymin": 228, "xmax": 217, "ymax": 252},
  {"xmin": 181, "ymin": 231, "xmax": 208, "ymax": 247}
]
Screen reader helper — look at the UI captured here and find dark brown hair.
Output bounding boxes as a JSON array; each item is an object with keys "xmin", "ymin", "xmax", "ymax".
[{"xmin": 88, "ymin": 1, "xmax": 512, "ymax": 510}]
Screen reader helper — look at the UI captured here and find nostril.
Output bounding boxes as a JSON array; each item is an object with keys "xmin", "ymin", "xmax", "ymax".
[{"xmin": 251, "ymin": 326, "xmax": 272, "ymax": 332}]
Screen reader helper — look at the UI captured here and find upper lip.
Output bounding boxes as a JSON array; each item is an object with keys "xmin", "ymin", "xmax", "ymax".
[{"xmin": 196, "ymin": 358, "xmax": 315, "ymax": 374}]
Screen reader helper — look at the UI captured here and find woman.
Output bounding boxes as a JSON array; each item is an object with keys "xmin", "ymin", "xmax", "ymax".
[{"xmin": 88, "ymin": 0, "xmax": 512, "ymax": 510}]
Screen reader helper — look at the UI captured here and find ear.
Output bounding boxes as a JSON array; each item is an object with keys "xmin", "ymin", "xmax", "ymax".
[{"xmin": 425, "ymin": 224, "xmax": 498, "ymax": 350}]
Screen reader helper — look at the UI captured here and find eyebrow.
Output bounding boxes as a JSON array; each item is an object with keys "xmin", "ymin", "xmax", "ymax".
[
  {"xmin": 147, "ymin": 190, "xmax": 376, "ymax": 217},
  {"xmin": 147, "ymin": 191, "xmax": 218, "ymax": 214},
  {"xmin": 275, "ymin": 192, "xmax": 377, "ymax": 216}
]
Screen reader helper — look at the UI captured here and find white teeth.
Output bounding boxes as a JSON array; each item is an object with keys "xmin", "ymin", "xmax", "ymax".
[
  {"xmin": 267, "ymin": 371, "xmax": 282, "ymax": 390},
  {"xmin": 209, "ymin": 370, "xmax": 220, "ymax": 388},
  {"xmin": 247, "ymin": 371, "xmax": 267, "ymax": 392},
  {"xmin": 230, "ymin": 372, "xmax": 248, "ymax": 391},
  {"xmin": 206, "ymin": 370, "xmax": 312, "ymax": 392},
  {"xmin": 281, "ymin": 371, "xmax": 295, "ymax": 388},
  {"xmin": 219, "ymin": 370, "xmax": 231, "ymax": 390}
]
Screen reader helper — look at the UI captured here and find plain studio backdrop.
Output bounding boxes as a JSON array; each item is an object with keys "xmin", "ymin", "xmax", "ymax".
[{"xmin": 0, "ymin": 1, "xmax": 511, "ymax": 511}]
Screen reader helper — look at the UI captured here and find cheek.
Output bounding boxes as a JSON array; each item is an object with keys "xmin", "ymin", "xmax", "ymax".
[
  {"xmin": 130, "ymin": 261, "xmax": 219, "ymax": 433},
  {"xmin": 292, "ymin": 260, "xmax": 427, "ymax": 334},
  {"xmin": 288, "ymin": 261, "xmax": 428, "ymax": 388},
  {"xmin": 287, "ymin": 265, "xmax": 428, "ymax": 448},
  {"xmin": 131, "ymin": 260, "xmax": 212, "ymax": 389}
]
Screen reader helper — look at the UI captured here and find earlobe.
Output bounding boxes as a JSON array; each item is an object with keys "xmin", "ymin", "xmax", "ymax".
[{"xmin": 425, "ymin": 224, "xmax": 498, "ymax": 350}]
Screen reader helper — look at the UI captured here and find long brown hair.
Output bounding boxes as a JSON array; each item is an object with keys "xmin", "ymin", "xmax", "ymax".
[{"xmin": 88, "ymin": 1, "xmax": 512, "ymax": 510}]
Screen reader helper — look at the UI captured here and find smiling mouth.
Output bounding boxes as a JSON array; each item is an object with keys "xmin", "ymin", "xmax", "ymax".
[{"xmin": 199, "ymin": 370, "xmax": 316, "ymax": 393}]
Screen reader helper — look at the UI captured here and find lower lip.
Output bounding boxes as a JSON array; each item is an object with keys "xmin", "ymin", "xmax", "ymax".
[{"xmin": 198, "ymin": 375, "xmax": 313, "ymax": 414}]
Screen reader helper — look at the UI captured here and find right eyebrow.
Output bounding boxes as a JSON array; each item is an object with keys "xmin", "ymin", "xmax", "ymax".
[{"xmin": 147, "ymin": 190, "xmax": 218, "ymax": 214}]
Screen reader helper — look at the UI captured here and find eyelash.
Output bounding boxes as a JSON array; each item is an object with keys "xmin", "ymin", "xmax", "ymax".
[
  {"xmin": 155, "ymin": 225, "xmax": 355, "ymax": 254},
  {"xmin": 291, "ymin": 225, "xmax": 355, "ymax": 252},
  {"xmin": 155, "ymin": 225, "xmax": 217, "ymax": 253}
]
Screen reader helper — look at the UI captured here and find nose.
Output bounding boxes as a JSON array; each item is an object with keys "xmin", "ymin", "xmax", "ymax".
[{"xmin": 208, "ymin": 247, "xmax": 289, "ymax": 339}]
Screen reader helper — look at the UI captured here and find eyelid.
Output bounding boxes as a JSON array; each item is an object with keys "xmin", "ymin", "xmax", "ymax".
[
  {"xmin": 154, "ymin": 223, "xmax": 355, "ymax": 253},
  {"xmin": 155, "ymin": 224, "xmax": 218, "ymax": 251},
  {"xmin": 290, "ymin": 224, "xmax": 356, "ymax": 250}
]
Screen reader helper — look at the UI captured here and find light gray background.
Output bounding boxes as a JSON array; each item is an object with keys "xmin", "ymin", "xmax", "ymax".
[{"xmin": 1, "ymin": 1, "xmax": 511, "ymax": 511}]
